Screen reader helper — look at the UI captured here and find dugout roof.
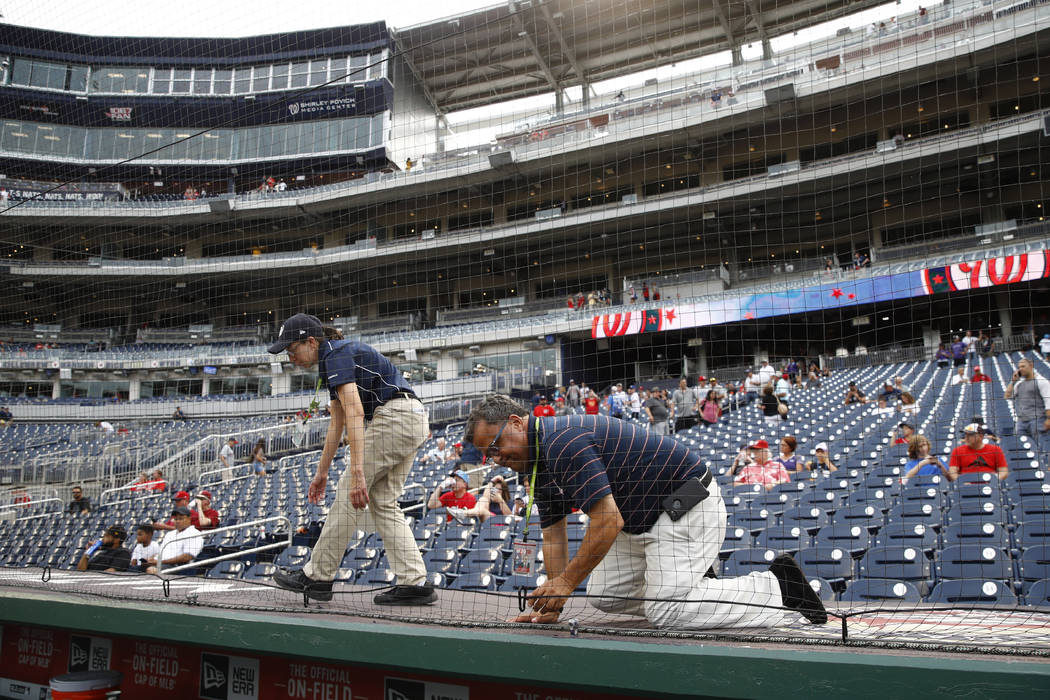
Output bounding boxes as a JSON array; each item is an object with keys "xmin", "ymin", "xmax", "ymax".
[{"xmin": 392, "ymin": 0, "xmax": 891, "ymax": 113}]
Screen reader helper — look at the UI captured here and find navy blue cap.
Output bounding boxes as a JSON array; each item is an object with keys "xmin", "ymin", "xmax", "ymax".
[{"xmin": 269, "ymin": 313, "xmax": 324, "ymax": 354}]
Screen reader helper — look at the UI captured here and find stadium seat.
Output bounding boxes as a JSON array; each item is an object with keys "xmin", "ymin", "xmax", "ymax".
[
  {"xmin": 841, "ymin": 578, "xmax": 922, "ymax": 603},
  {"xmin": 728, "ymin": 509, "xmax": 776, "ymax": 536},
  {"xmin": 719, "ymin": 524, "xmax": 753, "ymax": 558},
  {"xmin": 1018, "ymin": 545, "xmax": 1050, "ymax": 590},
  {"xmin": 339, "ymin": 547, "xmax": 380, "ymax": 574},
  {"xmin": 926, "ymin": 579, "xmax": 1017, "ymax": 606},
  {"xmin": 457, "ymin": 547, "xmax": 502, "ymax": 576},
  {"xmin": 795, "ymin": 546, "xmax": 854, "ymax": 586},
  {"xmin": 751, "ymin": 492, "xmax": 797, "ymax": 516},
  {"xmin": 755, "ymin": 525, "xmax": 810, "ymax": 554},
  {"xmin": 502, "ymin": 573, "xmax": 547, "ymax": 593},
  {"xmin": 242, "ymin": 563, "xmax": 276, "ymax": 582},
  {"xmin": 814, "ymin": 524, "xmax": 872, "ymax": 556},
  {"xmin": 858, "ymin": 546, "xmax": 931, "ymax": 594},
  {"xmin": 935, "ymin": 545, "xmax": 1012, "ymax": 581},
  {"xmin": 449, "ymin": 572, "xmax": 497, "ymax": 591},
  {"xmin": 806, "ymin": 577, "xmax": 836, "ymax": 603},
  {"xmin": 832, "ymin": 504, "xmax": 882, "ymax": 532},
  {"xmin": 885, "ymin": 502, "xmax": 941, "ymax": 530},
  {"xmin": 872, "ymin": 521, "xmax": 937, "ymax": 556},
  {"xmin": 782, "ymin": 506, "xmax": 830, "ymax": 535},
  {"xmin": 359, "ymin": 568, "xmax": 397, "ymax": 586},
  {"xmin": 205, "ymin": 560, "xmax": 244, "ymax": 579},
  {"xmin": 941, "ymin": 522, "xmax": 1009, "ymax": 549},
  {"xmin": 1014, "ymin": 520, "xmax": 1050, "ymax": 550},
  {"xmin": 273, "ymin": 546, "xmax": 311, "ymax": 570},
  {"xmin": 422, "ymin": 548, "xmax": 460, "ymax": 575},
  {"xmin": 722, "ymin": 548, "xmax": 777, "ymax": 576},
  {"xmin": 1025, "ymin": 579, "xmax": 1050, "ymax": 607}
]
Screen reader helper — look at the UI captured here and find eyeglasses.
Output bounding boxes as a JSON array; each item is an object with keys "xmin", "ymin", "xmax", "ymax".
[{"xmin": 485, "ymin": 421, "xmax": 509, "ymax": 458}]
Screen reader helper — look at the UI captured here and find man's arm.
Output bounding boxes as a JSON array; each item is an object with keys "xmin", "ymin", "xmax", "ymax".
[
  {"xmin": 996, "ymin": 448, "xmax": 1009, "ymax": 481},
  {"xmin": 307, "ymin": 398, "xmax": 346, "ymax": 503},
  {"xmin": 521, "ymin": 495, "xmax": 624, "ymax": 624},
  {"xmin": 336, "ymin": 383, "xmax": 369, "ymax": 509},
  {"xmin": 427, "ymin": 486, "xmax": 447, "ymax": 511}
]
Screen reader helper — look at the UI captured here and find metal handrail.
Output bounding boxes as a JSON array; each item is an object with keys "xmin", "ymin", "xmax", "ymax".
[
  {"xmin": 100, "ymin": 490, "xmax": 169, "ymax": 509},
  {"xmin": 0, "ymin": 496, "xmax": 63, "ymax": 515},
  {"xmin": 156, "ymin": 515, "xmax": 292, "ymax": 576},
  {"xmin": 198, "ymin": 451, "xmax": 317, "ymax": 485},
  {"xmin": 99, "ymin": 479, "xmax": 168, "ymax": 505}
]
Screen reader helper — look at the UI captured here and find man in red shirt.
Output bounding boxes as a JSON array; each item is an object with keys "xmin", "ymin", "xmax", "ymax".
[
  {"xmin": 532, "ymin": 396, "xmax": 556, "ymax": 417},
  {"xmin": 190, "ymin": 490, "xmax": 220, "ymax": 530},
  {"xmin": 949, "ymin": 423, "xmax": 1008, "ymax": 481},
  {"xmin": 583, "ymin": 394, "xmax": 600, "ymax": 415},
  {"xmin": 971, "ymin": 368, "xmax": 992, "ymax": 383},
  {"xmin": 153, "ymin": 491, "xmax": 191, "ymax": 531},
  {"xmin": 426, "ymin": 469, "xmax": 477, "ymax": 520}
]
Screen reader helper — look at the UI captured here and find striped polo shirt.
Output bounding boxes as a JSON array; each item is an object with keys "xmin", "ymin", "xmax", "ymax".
[{"xmin": 528, "ymin": 415, "xmax": 708, "ymax": 534}]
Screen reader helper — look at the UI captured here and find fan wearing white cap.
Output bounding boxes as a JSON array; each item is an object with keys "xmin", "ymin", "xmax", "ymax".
[
  {"xmin": 805, "ymin": 442, "xmax": 837, "ymax": 473},
  {"xmin": 947, "ymin": 424, "xmax": 1009, "ymax": 482},
  {"xmin": 734, "ymin": 439, "xmax": 792, "ymax": 491}
]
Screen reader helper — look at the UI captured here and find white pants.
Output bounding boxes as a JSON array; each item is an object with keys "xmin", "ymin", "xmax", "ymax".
[{"xmin": 587, "ymin": 481, "xmax": 784, "ymax": 629}]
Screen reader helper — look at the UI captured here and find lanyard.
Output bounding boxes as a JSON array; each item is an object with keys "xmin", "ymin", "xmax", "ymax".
[{"xmin": 520, "ymin": 417, "xmax": 541, "ymax": 541}]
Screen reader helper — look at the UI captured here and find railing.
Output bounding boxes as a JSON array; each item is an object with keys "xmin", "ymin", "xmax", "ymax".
[
  {"xmin": 0, "ymin": 497, "xmax": 64, "ymax": 521},
  {"xmin": 156, "ymin": 516, "xmax": 292, "ymax": 575},
  {"xmin": 98, "ymin": 479, "xmax": 169, "ymax": 506}
]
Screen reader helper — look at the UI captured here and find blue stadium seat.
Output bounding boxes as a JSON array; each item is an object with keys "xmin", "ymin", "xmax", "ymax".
[
  {"xmin": 755, "ymin": 525, "xmax": 810, "ymax": 554},
  {"xmin": 449, "ymin": 572, "xmax": 497, "ymax": 591},
  {"xmin": 242, "ymin": 563, "xmax": 277, "ymax": 582},
  {"xmin": 457, "ymin": 547, "xmax": 502, "ymax": 576},
  {"xmin": 359, "ymin": 568, "xmax": 397, "ymax": 586},
  {"xmin": 941, "ymin": 522, "xmax": 1009, "ymax": 549},
  {"xmin": 751, "ymin": 492, "xmax": 797, "ymax": 516},
  {"xmin": 806, "ymin": 576, "xmax": 836, "ymax": 603},
  {"xmin": 952, "ymin": 481, "xmax": 1002, "ymax": 505},
  {"xmin": 900, "ymin": 483, "xmax": 947, "ymax": 510},
  {"xmin": 205, "ymin": 560, "xmax": 244, "ymax": 579},
  {"xmin": 943, "ymin": 501, "xmax": 1006, "ymax": 527},
  {"xmin": 1025, "ymin": 579, "xmax": 1050, "ymax": 607},
  {"xmin": 832, "ymin": 504, "xmax": 883, "ymax": 532},
  {"xmin": 795, "ymin": 546, "xmax": 854, "ymax": 586},
  {"xmin": 782, "ymin": 506, "xmax": 830, "ymax": 535},
  {"xmin": 432, "ymin": 524, "xmax": 475, "ymax": 552},
  {"xmin": 424, "ymin": 572, "xmax": 447, "ymax": 589},
  {"xmin": 720, "ymin": 524, "xmax": 753, "ymax": 558},
  {"xmin": 935, "ymin": 544, "xmax": 1012, "ymax": 581},
  {"xmin": 872, "ymin": 521, "xmax": 938, "ymax": 556},
  {"xmin": 798, "ymin": 489, "xmax": 840, "ymax": 512},
  {"xmin": 885, "ymin": 502, "xmax": 941, "ymax": 530},
  {"xmin": 926, "ymin": 579, "xmax": 1017, "ymax": 606},
  {"xmin": 422, "ymin": 548, "xmax": 460, "ymax": 575},
  {"xmin": 814, "ymin": 524, "xmax": 872, "ymax": 556},
  {"xmin": 339, "ymin": 547, "xmax": 380, "ymax": 574},
  {"xmin": 332, "ymin": 567, "xmax": 358, "ymax": 583},
  {"xmin": 274, "ymin": 546, "xmax": 311, "ymax": 570},
  {"xmin": 841, "ymin": 578, "xmax": 922, "ymax": 603},
  {"xmin": 722, "ymin": 548, "xmax": 777, "ymax": 576},
  {"xmin": 843, "ymin": 488, "xmax": 893, "ymax": 512},
  {"xmin": 728, "ymin": 509, "xmax": 776, "ymax": 535},
  {"xmin": 1013, "ymin": 496, "xmax": 1050, "ymax": 523},
  {"xmin": 501, "ymin": 572, "xmax": 547, "ymax": 593},
  {"xmin": 1018, "ymin": 545, "xmax": 1050, "ymax": 590},
  {"xmin": 858, "ymin": 546, "xmax": 931, "ymax": 594},
  {"xmin": 1015, "ymin": 520, "xmax": 1050, "ymax": 550}
]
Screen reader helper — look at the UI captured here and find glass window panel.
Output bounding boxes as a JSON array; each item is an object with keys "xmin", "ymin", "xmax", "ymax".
[
  {"xmin": 28, "ymin": 61, "xmax": 52, "ymax": 88},
  {"xmin": 289, "ymin": 62, "xmax": 309, "ymax": 88},
  {"xmin": 212, "ymin": 69, "xmax": 232, "ymax": 95},
  {"xmin": 329, "ymin": 57, "xmax": 348, "ymax": 82},
  {"xmin": 10, "ymin": 58, "xmax": 31, "ymax": 86},
  {"xmin": 131, "ymin": 69, "xmax": 150, "ymax": 93},
  {"xmin": 239, "ymin": 126, "xmax": 260, "ymax": 160},
  {"xmin": 193, "ymin": 69, "xmax": 212, "ymax": 94},
  {"xmin": 309, "ymin": 59, "xmax": 328, "ymax": 86},
  {"xmin": 271, "ymin": 64, "xmax": 289, "ymax": 90},
  {"xmin": 348, "ymin": 55, "xmax": 367, "ymax": 81},
  {"xmin": 232, "ymin": 68, "xmax": 250, "ymax": 94},
  {"xmin": 251, "ymin": 65, "xmax": 270, "ymax": 92},
  {"xmin": 152, "ymin": 68, "xmax": 171, "ymax": 94},
  {"xmin": 171, "ymin": 69, "xmax": 191, "ymax": 94},
  {"xmin": 69, "ymin": 65, "xmax": 88, "ymax": 92},
  {"xmin": 368, "ymin": 53, "xmax": 385, "ymax": 80}
]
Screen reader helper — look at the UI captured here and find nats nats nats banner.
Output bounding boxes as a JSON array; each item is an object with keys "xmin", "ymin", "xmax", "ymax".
[{"xmin": 592, "ymin": 250, "xmax": 1049, "ymax": 338}]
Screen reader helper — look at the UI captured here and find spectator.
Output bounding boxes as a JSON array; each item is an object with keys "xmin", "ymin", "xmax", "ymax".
[
  {"xmin": 893, "ymin": 422, "xmax": 916, "ymax": 445},
  {"xmin": 708, "ymin": 377, "xmax": 727, "ymax": 402},
  {"xmin": 824, "ymin": 257, "xmax": 835, "ymax": 273},
  {"xmin": 67, "ymin": 485, "xmax": 91, "ymax": 514},
  {"xmin": 875, "ymin": 397, "xmax": 895, "ymax": 416},
  {"xmin": 583, "ymin": 392, "xmax": 600, "ymax": 415},
  {"xmin": 248, "ymin": 438, "xmax": 268, "ymax": 476},
  {"xmin": 844, "ymin": 382, "xmax": 867, "ymax": 405},
  {"xmin": 628, "ymin": 385, "xmax": 642, "ymax": 420},
  {"xmin": 610, "ymin": 384, "xmax": 628, "ymax": 418},
  {"xmin": 734, "ymin": 439, "xmax": 792, "ymax": 491},
  {"xmin": 774, "ymin": 374, "xmax": 791, "ymax": 401},
  {"xmin": 149, "ymin": 469, "xmax": 167, "ymax": 492},
  {"xmin": 951, "ymin": 366, "xmax": 967, "ymax": 386},
  {"xmin": 893, "ymin": 376, "xmax": 911, "ymax": 394},
  {"xmin": 728, "ymin": 444, "xmax": 755, "ymax": 476},
  {"xmin": 963, "ymin": 331, "xmax": 977, "ymax": 362},
  {"xmin": 554, "ymin": 396, "xmax": 568, "ymax": 416},
  {"xmin": 218, "ymin": 437, "xmax": 238, "ymax": 481},
  {"xmin": 899, "ymin": 391, "xmax": 920, "ymax": 415},
  {"xmin": 901, "ymin": 435, "xmax": 949, "ymax": 484},
  {"xmin": 152, "ymin": 491, "xmax": 191, "ymax": 531},
  {"xmin": 128, "ymin": 471, "xmax": 151, "ymax": 492},
  {"xmin": 1004, "ymin": 357, "xmax": 1050, "ymax": 455},
  {"xmin": 191, "ymin": 490, "xmax": 219, "ymax": 530},
  {"xmin": 778, "ymin": 436, "xmax": 802, "ymax": 475},
  {"xmin": 786, "ymin": 359, "xmax": 799, "ymax": 383},
  {"xmin": 935, "ymin": 343, "xmax": 951, "ymax": 368},
  {"xmin": 760, "ymin": 385, "xmax": 783, "ymax": 427},
  {"xmin": 806, "ymin": 442, "xmax": 837, "ymax": 473},
  {"xmin": 424, "ymin": 437, "xmax": 453, "ymax": 464},
  {"xmin": 427, "ymin": 470, "xmax": 477, "ymax": 521},
  {"xmin": 172, "ymin": 406, "xmax": 186, "ymax": 421},
  {"xmin": 532, "ymin": 396, "xmax": 556, "ymax": 417},
  {"xmin": 877, "ymin": 381, "xmax": 901, "ymax": 402},
  {"xmin": 950, "ymin": 335, "xmax": 966, "ymax": 366},
  {"xmin": 566, "ymin": 379, "xmax": 581, "ymax": 409},
  {"xmin": 644, "ymin": 388, "xmax": 671, "ymax": 435},
  {"xmin": 1040, "ymin": 334, "xmax": 1050, "ymax": 360},
  {"xmin": 147, "ymin": 506, "xmax": 203, "ymax": 574},
  {"xmin": 979, "ymin": 332, "xmax": 995, "ymax": 358},
  {"xmin": 671, "ymin": 379, "xmax": 699, "ymax": 432},
  {"xmin": 76, "ymin": 524, "xmax": 131, "ymax": 572},
  {"xmin": 473, "ymin": 475, "xmax": 513, "ymax": 521},
  {"xmin": 511, "ymin": 495, "xmax": 529, "ymax": 518},
  {"xmin": 97, "ymin": 420, "xmax": 115, "ymax": 434},
  {"xmin": 697, "ymin": 389, "xmax": 721, "ymax": 427},
  {"xmin": 455, "ymin": 441, "xmax": 483, "ymax": 472},
  {"xmin": 948, "ymin": 423, "xmax": 1008, "ymax": 482},
  {"xmin": 756, "ymin": 359, "xmax": 776, "ymax": 387},
  {"xmin": 971, "ymin": 367, "xmax": 992, "ymax": 383},
  {"xmin": 853, "ymin": 251, "xmax": 870, "ymax": 269},
  {"xmin": 0, "ymin": 406, "xmax": 12, "ymax": 425},
  {"xmin": 129, "ymin": 523, "xmax": 160, "ymax": 572}
]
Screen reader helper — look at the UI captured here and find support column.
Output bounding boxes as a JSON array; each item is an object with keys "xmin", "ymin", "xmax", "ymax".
[
  {"xmin": 202, "ymin": 378, "xmax": 210, "ymax": 397},
  {"xmin": 272, "ymin": 372, "xmax": 292, "ymax": 396},
  {"xmin": 52, "ymin": 380, "xmax": 61, "ymax": 400},
  {"xmin": 996, "ymin": 291, "xmax": 1013, "ymax": 338},
  {"xmin": 129, "ymin": 377, "xmax": 141, "ymax": 402},
  {"xmin": 436, "ymin": 354, "xmax": 457, "ymax": 382},
  {"xmin": 694, "ymin": 342, "xmax": 709, "ymax": 378},
  {"xmin": 184, "ymin": 238, "xmax": 203, "ymax": 259}
]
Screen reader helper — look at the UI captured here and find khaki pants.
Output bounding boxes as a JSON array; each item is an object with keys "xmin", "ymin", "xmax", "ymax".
[{"xmin": 304, "ymin": 398, "xmax": 429, "ymax": 585}]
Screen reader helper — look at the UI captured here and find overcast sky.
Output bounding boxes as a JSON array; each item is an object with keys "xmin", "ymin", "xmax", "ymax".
[{"xmin": 0, "ymin": 0, "xmax": 499, "ymax": 36}]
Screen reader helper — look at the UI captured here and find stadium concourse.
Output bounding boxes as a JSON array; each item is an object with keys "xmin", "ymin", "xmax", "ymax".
[{"xmin": 2, "ymin": 0, "xmax": 1050, "ymax": 695}]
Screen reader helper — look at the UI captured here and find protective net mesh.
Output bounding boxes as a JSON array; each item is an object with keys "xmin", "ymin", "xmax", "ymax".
[{"xmin": 1, "ymin": 0, "xmax": 1050, "ymax": 655}]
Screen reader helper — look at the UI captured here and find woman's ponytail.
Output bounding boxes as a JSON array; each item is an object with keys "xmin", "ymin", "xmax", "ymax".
[{"xmin": 322, "ymin": 326, "xmax": 344, "ymax": 341}]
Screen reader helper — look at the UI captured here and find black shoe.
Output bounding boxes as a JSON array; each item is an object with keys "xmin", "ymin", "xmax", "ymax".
[
  {"xmin": 373, "ymin": 584, "xmax": 437, "ymax": 606},
  {"xmin": 272, "ymin": 568, "xmax": 333, "ymax": 602},
  {"xmin": 769, "ymin": 554, "xmax": 828, "ymax": 625}
]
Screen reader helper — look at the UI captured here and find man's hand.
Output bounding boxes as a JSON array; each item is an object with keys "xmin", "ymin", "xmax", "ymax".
[
  {"xmin": 308, "ymin": 473, "xmax": 328, "ymax": 504},
  {"xmin": 513, "ymin": 575, "xmax": 574, "ymax": 624},
  {"xmin": 349, "ymin": 469, "xmax": 369, "ymax": 509},
  {"xmin": 1043, "ymin": 417, "xmax": 1050, "ymax": 431}
]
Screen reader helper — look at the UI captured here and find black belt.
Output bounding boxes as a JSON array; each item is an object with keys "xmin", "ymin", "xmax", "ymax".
[{"xmin": 392, "ymin": 391, "xmax": 418, "ymax": 401}]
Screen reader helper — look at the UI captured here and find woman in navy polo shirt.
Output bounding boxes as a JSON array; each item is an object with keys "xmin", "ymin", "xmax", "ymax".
[{"xmin": 268, "ymin": 313, "xmax": 434, "ymax": 606}]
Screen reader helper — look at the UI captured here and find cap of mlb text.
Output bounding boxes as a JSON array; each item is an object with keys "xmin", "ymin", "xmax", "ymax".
[
  {"xmin": 172, "ymin": 490, "xmax": 190, "ymax": 501},
  {"xmin": 171, "ymin": 506, "xmax": 192, "ymax": 517},
  {"xmin": 748, "ymin": 439, "xmax": 769, "ymax": 450},
  {"xmin": 269, "ymin": 313, "xmax": 324, "ymax": 354},
  {"xmin": 814, "ymin": 442, "xmax": 829, "ymax": 452},
  {"xmin": 105, "ymin": 524, "xmax": 127, "ymax": 541}
]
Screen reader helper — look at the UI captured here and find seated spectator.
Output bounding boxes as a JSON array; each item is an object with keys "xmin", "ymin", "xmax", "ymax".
[
  {"xmin": 97, "ymin": 420, "xmax": 115, "ymax": 434},
  {"xmin": 149, "ymin": 469, "xmax": 167, "ymax": 492},
  {"xmin": 893, "ymin": 376, "xmax": 911, "ymax": 394},
  {"xmin": 948, "ymin": 424, "xmax": 1008, "ymax": 482},
  {"xmin": 251, "ymin": 438, "xmax": 268, "ymax": 476},
  {"xmin": 152, "ymin": 491, "xmax": 191, "ymax": 531},
  {"xmin": 971, "ymin": 367, "xmax": 992, "ymax": 383},
  {"xmin": 898, "ymin": 392, "xmax": 918, "ymax": 414},
  {"xmin": 532, "ymin": 396, "xmax": 556, "ymax": 417},
  {"xmin": 774, "ymin": 374, "xmax": 791, "ymax": 401},
  {"xmin": 759, "ymin": 385, "xmax": 782, "ymax": 427},
  {"xmin": 77, "ymin": 524, "xmax": 131, "ymax": 572},
  {"xmin": 511, "ymin": 495, "xmax": 529, "ymax": 518},
  {"xmin": 427, "ymin": 470, "xmax": 477, "ymax": 521},
  {"xmin": 734, "ymin": 439, "xmax": 791, "ymax": 490},
  {"xmin": 950, "ymin": 366, "xmax": 967, "ymax": 386},
  {"xmin": 190, "ymin": 490, "xmax": 220, "ymax": 530},
  {"xmin": 0, "ymin": 405, "xmax": 12, "ymax": 425},
  {"xmin": 472, "ymin": 475, "xmax": 513, "ymax": 522},
  {"xmin": 893, "ymin": 422, "xmax": 915, "ymax": 445},
  {"xmin": 583, "ymin": 393, "xmax": 600, "ymax": 415},
  {"xmin": 844, "ymin": 383, "xmax": 867, "ymax": 405},
  {"xmin": 728, "ymin": 444, "xmax": 755, "ymax": 476},
  {"xmin": 129, "ymin": 523, "xmax": 160, "ymax": 572},
  {"xmin": 68, "ymin": 485, "xmax": 91, "ymax": 514},
  {"xmin": 128, "ymin": 471, "xmax": 151, "ymax": 492},
  {"xmin": 423, "ymin": 437, "xmax": 453, "ymax": 464},
  {"xmin": 875, "ymin": 397, "xmax": 896, "ymax": 416},
  {"xmin": 877, "ymin": 381, "xmax": 901, "ymax": 402},
  {"xmin": 147, "ymin": 506, "xmax": 203, "ymax": 574},
  {"xmin": 901, "ymin": 435, "xmax": 949, "ymax": 484},
  {"xmin": 778, "ymin": 436, "xmax": 803, "ymax": 474},
  {"xmin": 172, "ymin": 406, "xmax": 187, "ymax": 421},
  {"xmin": 805, "ymin": 442, "xmax": 837, "ymax": 473},
  {"xmin": 935, "ymin": 343, "xmax": 951, "ymax": 368}
]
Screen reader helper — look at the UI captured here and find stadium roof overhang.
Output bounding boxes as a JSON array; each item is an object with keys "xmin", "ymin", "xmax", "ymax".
[{"xmin": 393, "ymin": 0, "xmax": 890, "ymax": 113}]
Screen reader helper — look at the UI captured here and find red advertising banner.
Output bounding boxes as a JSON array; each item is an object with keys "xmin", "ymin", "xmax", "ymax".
[{"xmin": 0, "ymin": 623, "xmax": 646, "ymax": 700}]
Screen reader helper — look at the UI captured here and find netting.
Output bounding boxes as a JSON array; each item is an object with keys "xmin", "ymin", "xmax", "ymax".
[{"xmin": 1, "ymin": 0, "xmax": 1050, "ymax": 655}]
